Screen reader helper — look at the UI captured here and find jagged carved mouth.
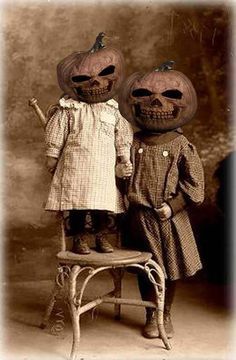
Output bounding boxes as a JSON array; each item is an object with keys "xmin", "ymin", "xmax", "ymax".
[
  {"xmin": 75, "ymin": 82, "xmax": 113, "ymax": 97},
  {"xmin": 134, "ymin": 104, "xmax": 180, "ymax": 120}
]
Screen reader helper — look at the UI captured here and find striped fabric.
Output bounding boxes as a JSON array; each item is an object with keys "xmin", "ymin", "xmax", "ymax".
[{"xmin": 45, "ymin": 97, "xmax": 133, "ymax": 213}]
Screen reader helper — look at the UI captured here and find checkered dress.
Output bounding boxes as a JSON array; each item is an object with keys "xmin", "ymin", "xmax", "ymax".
[
  {"xmin": 126, "ymin": 131, "xmax": 204, "ymax": 280},
  {"xmin": 45, "ymin": 97, "xmax": 133, "ymax": 213}
]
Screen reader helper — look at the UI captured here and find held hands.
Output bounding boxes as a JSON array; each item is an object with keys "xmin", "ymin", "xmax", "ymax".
[
  {"xmin": 154, "ymin": 202, "xmax": 172, "ymax": 221},
  {"xmin": 115, "ymin": 161, "xmax": 133, "ymax": 178},
  {"xmin": 46, "ymin": 156, "xmax": 58, "ymax": 174}
]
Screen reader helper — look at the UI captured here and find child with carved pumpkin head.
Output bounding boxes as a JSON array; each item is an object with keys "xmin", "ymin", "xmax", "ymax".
[
  {"xmin": 117, "ymin": 61, "xmax": 204, "ymax": 339},
  {"xmin": 45, "ymin": 33, "xmax": 133, "ymax": 254}
]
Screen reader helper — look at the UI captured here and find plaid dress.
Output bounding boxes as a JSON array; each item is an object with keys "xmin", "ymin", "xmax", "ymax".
[
  {"xmin": 45, "ymin": 97, "xmax": 133, "ymax": 213},
  {"xmin": 126, "ymin": 130, "xmax": 204, "ymax": 280}
]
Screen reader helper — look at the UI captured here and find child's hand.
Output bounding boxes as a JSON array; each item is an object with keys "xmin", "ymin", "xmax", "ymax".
[
  {"xmin": 155, "ymin": 202, "xmax": 172, "ymax": 221},
  {"xmin": 116, "ymin": 161, "xmax": 133, "ymax": 178},
  {"xmin": 46, "ymin": 156, "xmax": 58, "ymax": 174}
]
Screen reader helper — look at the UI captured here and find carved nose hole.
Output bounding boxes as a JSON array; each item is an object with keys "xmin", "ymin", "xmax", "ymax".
[
  {"xmin": 151, "ymin": 98, "xmax": 162, "ymax": 106},
  {"xmin": 90, "ymin": 79, "xmax": 100, "ymax": 87}
]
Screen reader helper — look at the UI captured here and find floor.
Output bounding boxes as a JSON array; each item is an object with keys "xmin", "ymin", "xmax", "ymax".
[{"xmin": 3, "ymin": 272, "xmax": 233, "ymax": 360}]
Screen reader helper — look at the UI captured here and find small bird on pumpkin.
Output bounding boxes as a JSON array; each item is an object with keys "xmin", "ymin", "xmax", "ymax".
[
  {"xmin": 155, "ymin": 60, "xmax": 175, "ymax": 72},
  {"xmin": 89, "ymin": 32, "xmax": 106, "ymax": 52}
]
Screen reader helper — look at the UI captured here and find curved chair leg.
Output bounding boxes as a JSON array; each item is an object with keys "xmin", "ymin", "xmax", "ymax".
[
  {"xmin": 144, "ymin": 259, "xmax": 171, "ymax": 350},
  {"xmin": 40, "ymin": 272, "xmax": 62, "ymax": 329},
  {"xmin": 110, "ymin": 268, "xmax": 124, "ymax": 320},
  {"xmin": 68, "ymin": 265, "xmax": 108, "ymax": 360},
  {"xmin": 69, "ymin": 312, "xmax": 80, "ymax": 360},
  {"xmin": 68, "ymin": 265, "xmax": 81, "ymax": 360},
  {"xmin": 68, "ymin": 264, "xmax": 116, "ymax": 360}
]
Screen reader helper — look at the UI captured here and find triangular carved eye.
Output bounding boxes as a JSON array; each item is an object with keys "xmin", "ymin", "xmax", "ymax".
[
  {"xmin": 162, "ymin": 89, "xmax": 182, "ymax": 99},
  {"xmin": 72, "ymin": 75, "xmax": 91, "ymax": 82},
  {"xmin": 99, "ymin": 65, "xmax": 115, "ymax": 76},
  {"xmin": 132, "ymin": 89, "xmax": 153, "ymax": 97}
]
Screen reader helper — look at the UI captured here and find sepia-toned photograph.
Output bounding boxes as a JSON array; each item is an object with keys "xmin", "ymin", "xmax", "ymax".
[{"xmin": 2, "ymin": 0, "xmax": 234, "ymax": 359}]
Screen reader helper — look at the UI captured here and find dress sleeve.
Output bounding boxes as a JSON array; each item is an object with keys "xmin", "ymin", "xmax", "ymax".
[
  {"xmin": 114, "ymin": 112, "xmax": 133, "ymax": 161},
  {"xmin": 167, "ymin": 191, "xmax": 188, "ymax": 216},
  {"xmin": 177, "ymin": 142, "xmax": 205, "ymax": 205},
  {"xmin": 45, "ymin": 108, "xmax": 69, "ymax": 158}
]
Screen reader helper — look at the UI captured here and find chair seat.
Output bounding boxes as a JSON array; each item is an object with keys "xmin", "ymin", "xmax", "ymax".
[{"xmin": 57, "ymin": 248, "xmax": 152, "ymax": 267}]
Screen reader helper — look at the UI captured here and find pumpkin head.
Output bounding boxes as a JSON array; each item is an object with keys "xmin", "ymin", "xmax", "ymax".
[
  {"xmin": 57, "ymin": 33, "xmax": 124, "ymax": 103},
  {"xmin": 118, "ymin": 62, "xmax": 197, "ymax": 132}
]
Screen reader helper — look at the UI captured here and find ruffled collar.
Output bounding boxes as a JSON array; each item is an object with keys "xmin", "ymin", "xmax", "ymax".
[
  {"xmin": 59, "ymin": 97, "xmax": 81, "ymax": 109},
  {"xmin": 59, "ymin": 97, "xmax": 118, "ymax": 109}
]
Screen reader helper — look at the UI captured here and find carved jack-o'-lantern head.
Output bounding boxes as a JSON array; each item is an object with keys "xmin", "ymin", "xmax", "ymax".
[
  {"xmin": 118, "ymin": 61, "xmax": 197, "ymax": 132},
  {"xmin": 57, "ymin": 33, "xmax": 124, "ymax": 104}
]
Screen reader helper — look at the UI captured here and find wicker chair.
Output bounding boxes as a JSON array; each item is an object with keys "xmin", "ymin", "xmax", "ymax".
[{"xmin": 40, "ymin": 212, "xmax": 171, "ymax": 360}]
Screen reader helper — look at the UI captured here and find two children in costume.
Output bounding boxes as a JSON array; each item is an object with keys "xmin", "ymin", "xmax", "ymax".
[{"xmin": 45, "ymin": 34, "xmax": 204, "ymax": 338}]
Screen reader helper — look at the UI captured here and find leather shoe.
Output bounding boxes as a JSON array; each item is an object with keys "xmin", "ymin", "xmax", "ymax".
[
  {"xmin": 142, "ymin": 309, "xmax": 159, "ymax": 338},
  {"xmin": 96, "ymin": 234, "xmax": 113, "ymax": 253},
  {"xmin": 72, "ymin": 236, "xmax": 90, "ymax": 255}
]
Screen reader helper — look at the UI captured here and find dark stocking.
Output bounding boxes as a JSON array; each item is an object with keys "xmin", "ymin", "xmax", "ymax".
[
  {"xmin": 90, "ymin": 210, "xmax": 108, "ymax": 233},
  {"xmin": 69, "ymin": 210, "xmax": 87, "ymax": 236},
  {"xmin": 164, "ymin": 280, "xmax": 176, "ymax": 313}
]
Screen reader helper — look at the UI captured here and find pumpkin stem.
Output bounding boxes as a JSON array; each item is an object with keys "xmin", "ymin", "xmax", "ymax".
[
  {"xmin": 155, "ymin": 60, "xmax": 175, "ymax": 72},
  {"xmin": 89, "ymin": 32, "xmax": 106, "ymax": 53}
]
